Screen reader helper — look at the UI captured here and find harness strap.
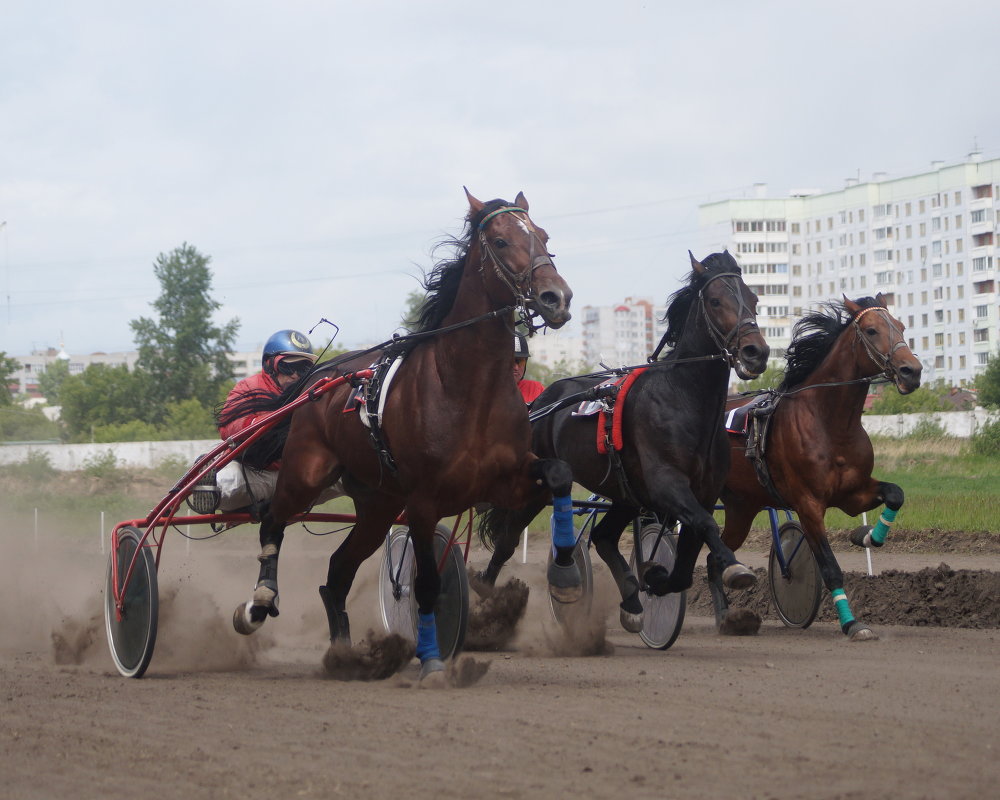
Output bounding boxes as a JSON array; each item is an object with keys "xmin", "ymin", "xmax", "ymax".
[{"xmin": 596, "ymin": 367, "xmax": 647, "ymax": 455}]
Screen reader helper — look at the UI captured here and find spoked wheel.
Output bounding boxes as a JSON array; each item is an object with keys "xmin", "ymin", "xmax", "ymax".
[
  {"xmin": 768, "ymin": 520, "xmax": 823, "ymax": 629},
  {"xmin": 630, "ymin": 524, "xmax": 686, "ymax": 650},
  {"xmin": 378, "ymin": 524, "xmax": 469, "ymax": 659},
  {"xmin": 104, "ymin": 526, "xmax": 158, "ymax": 678},
  {"xmin": 546, "ymin": 537, "xmax": 594, "ymax": 629}
]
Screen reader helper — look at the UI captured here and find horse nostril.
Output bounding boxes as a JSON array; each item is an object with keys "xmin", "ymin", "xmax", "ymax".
[
  {"xmin": 898, "ymin": 365, "xmax": 913, "ymax": 379},
  {"xmin": 539, "ymin": 290, "xmax": 563, "ymax": 310},
  {"xmin": 741, "ymin": 345, "xmax": 760, "ymax": 361}
]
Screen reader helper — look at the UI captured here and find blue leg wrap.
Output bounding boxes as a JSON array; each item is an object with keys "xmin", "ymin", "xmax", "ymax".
[
  {"xmin": 871, "ymin": 507, "xmax": 896, "ymax": 546},
  {"xmin": 831, "ymin": 588, "xmax": 855, "ymax": 629},
  {"xmin": 415, "ymin": 612, "xmax": 440, "ymax": 662},
  {"xmin": 551, "ymin": 495, "xmax": 576, "ymax": 550}
]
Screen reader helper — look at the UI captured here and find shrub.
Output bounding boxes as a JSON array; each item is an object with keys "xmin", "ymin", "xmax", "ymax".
[
  {"xmin": 0, "ymin": 449, "xmax": 58, "ymax": 481},
  {"xmin": 905, "ymin": 416, "xmax": 949, "ymax": 441},
  {"xmin": 971, "ymin": 417, "xmax": 1000, "ymax": 456},
  {"xmin": 81, "ymin": 449, "xmax": 123, "ymax": 481}
]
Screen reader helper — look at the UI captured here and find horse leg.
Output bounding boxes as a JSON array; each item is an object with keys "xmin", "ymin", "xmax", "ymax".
[
  {"xmin": 708, "ymin": 503, "xmax": 760, "ymax": 633},
  {"xmin": 849, "ymin": 481, "xmax": 904, "ymax": 549},
  {"xmin": 589, "ymin": 503, "xmax": 643, "ymax": 632},
  {"xmin": 408, "ymin": 516, "xmax": 448, "ymax": 682},
  {"xmin": 320, "ymin": 500, "xmax": 401, "ymax": 645},
  {"xmin": 799, "ymin": 506, "xmax": 877, "ymax": 642},
  {"xmin": 530, "ymin": 458, "xmax": 582, "ymax": 603},
  {"xmin": 233, "ymin": 515, "xmax": 286, "ymax": 634},
  {"xmin": 476, "ymin": 500, "xmax": 546, "ymax": 590}
]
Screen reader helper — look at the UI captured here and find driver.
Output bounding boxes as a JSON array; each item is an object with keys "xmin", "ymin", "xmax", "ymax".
[
  {"xmin": 514, "ymin": 333, "xmax": 545, "ymax": 404},
  {"xmin": 188, "ymin": 329, "xmax": 328, "ymax": 513}
]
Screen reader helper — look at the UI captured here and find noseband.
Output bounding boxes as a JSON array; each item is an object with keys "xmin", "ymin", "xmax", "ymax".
[
  {"xmin": 698, "ymin": 271, "xmax": 760, "ymax": 370},
  {"xmin": 477, "ymin": 206, "xmax": 557, "ymax": 315},
  {"xmin": 851, "ymin": 306, "xmax": 909, "ymax": 383}
]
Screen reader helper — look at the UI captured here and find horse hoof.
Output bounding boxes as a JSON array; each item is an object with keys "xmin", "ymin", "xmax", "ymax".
[
  {"xmin": 849, "ymin": 525, "xmax": 881, "ymax": 548},
  {"xmin": 718, "ymin": 608, "xmax": 761, "ymax": 636},
  {"xmin": 620, "ymin": 608, "xmax": 643, "ymax": 633},
  {"xmin": 419, "ymin": 658, "xmax": 447, "ymax": 688},
  {"xmin": 232, "ymin": 601, "xmax": 264, "ymax": 636},
  {"xmin": 722, "ymin": 563, "xmax": 757, "ymax": 591},
  {"xmin": 468, "ymin": 569, "xmax": 496, "ymax": 599},
  {"xmin": 547, "ymin": 561, "xmax": 582, "ymax": 604},
  {"xmin": 846, "ymin": 621, "xmax": 878, "ymax": 641}
]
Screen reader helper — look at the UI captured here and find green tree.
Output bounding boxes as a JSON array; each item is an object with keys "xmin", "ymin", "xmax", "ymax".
[
  {"xmin": 869, "ymin": 381, "xmax": 950, "ymax": 414},
  {"xmin": 0, "ymin": 406, "xmax": 61, "ymax": 441},
  {"xmin": 37, "ymin": 358, "xmax": 71, "ymax": 404},
  {"xmin": 733, "ymin": 364, "xmax": 784, "ymax": 395},
  {"xmin": 975, "ymin": 351, "xmax": 1000, "ymax": 408},
  {"xmin": 400, "ymin": 288, "xmax": 425, "ymax": 330},
  {"xmin": 130, "ymin": 243, "xmax": 240, "ymax": 411},
  {"xmin": 0, "ymin": 352, "xmax": 20, "ymax": 405},
  {"xmin": 59, "ymin": 364, "xmax": 155, "ymax": 441}
]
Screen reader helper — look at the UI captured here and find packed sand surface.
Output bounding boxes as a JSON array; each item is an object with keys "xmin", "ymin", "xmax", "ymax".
[{"xmin": 3, "ymin": 511, "xmax": 999, "ymax": 799}]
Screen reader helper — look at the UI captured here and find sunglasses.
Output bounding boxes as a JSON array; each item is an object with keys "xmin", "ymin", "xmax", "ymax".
[{"xmin": 276, "ymin": 359, "xmax": 312, "ymax": 376}]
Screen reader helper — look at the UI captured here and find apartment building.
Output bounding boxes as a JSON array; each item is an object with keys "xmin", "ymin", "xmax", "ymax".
[
  {"xmin": 581, "ymin": 296, "xmax": 667, "ymax": 368},
  {"xmin": 698, "ymin": 152, "xmax": 1000, "ymax": 386}
]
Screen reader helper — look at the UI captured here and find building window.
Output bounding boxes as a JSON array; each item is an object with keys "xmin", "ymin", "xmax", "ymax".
[
  {"xmin": 975, "ymin": 305, "xmax": 989, "ymax": 319},
  {"xmin": 973, "ymin": 184, "xmax": 993, "ymax": 200}
]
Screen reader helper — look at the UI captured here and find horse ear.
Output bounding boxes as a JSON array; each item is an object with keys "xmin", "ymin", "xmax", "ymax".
[
  {"xmin": 464, "ymin": 187, "xmax": 484, "ymax": 215},
  {"xmin": 514, "ymin": 191, "xmax": 529, "ymax": 211},
  {"xmin": 689, "ymin": 250, "xmax": 706, "ymax": 274},
  {"xmin": 843, "ymin": 295, "xmax": 862, "ymax": 316},
  {"xmin": 875, "ymin": 291, "xmax": 888, "ymax": 308}
]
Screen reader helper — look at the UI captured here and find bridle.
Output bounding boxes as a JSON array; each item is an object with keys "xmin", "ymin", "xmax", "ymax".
[
  {"xmin": 698, "ymin": 271, "xmax": 761, "ymax": 373},
  {"xmin": 851, "ymin": 305, "xmax": 909, "ymax": 384},
  {"xmin": 477, "ymin": 205, "xmax": 557, "ymax": 326}
]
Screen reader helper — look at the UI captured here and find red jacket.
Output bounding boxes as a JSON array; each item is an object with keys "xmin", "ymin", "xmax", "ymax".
[
  {"xmin": 219, "ymin": 371, "xmax": 283, "ymax": 456},
  {"xmin": 518, "ymin": 378, "xmax": 545, "ymax": 405}
]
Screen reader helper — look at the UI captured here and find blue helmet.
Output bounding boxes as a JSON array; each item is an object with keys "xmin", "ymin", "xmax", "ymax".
[{"xmin": 262, "ymin": 330, "xmax": 316, "ymax": 373}]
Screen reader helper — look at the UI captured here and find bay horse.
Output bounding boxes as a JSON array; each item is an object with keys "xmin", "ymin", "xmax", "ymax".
[
  {"xmin": 222, "ymin": 190, "xmax": 579, "ymax": 681},
  {"xmin": 478, "ymin": 251, "xmax": 770, "ymax": 633},
  {"xmin": 714, "ymin": 294, "xmax": 922, "ymax": 640}
]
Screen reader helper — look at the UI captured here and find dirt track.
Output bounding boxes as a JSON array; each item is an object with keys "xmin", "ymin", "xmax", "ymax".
[{"xmin": 3, "ymin": 519, "xmax": 1000, "ymax": 799}]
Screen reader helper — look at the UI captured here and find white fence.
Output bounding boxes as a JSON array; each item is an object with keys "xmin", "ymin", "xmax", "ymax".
[
  {"xmin": 0, "ymin": 438, "xmax": 217, "ymax": 471},
  {"xmin": 1, "ymin": 409, "xmax": 999, "ymax": 472}
]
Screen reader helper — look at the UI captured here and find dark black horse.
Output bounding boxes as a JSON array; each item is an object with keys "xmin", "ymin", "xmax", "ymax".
[{"xmin": 478, "ymin": 251, "xmax": 770, "ymax": 632}]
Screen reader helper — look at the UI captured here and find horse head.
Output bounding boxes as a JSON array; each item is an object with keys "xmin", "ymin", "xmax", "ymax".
[
  {"xmin": 844, "ymin": 294, "xmax": 922, "ymax": 394},
  {"xmin": 465, "ymin": 188, "xmax": 572, "ymax": 329},
  {"xmin": 690, "ymin": 251, "xmax": 770, "ymax": 380}
]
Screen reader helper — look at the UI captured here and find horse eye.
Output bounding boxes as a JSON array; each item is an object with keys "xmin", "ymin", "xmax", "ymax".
[
  {"xmin": 709, "ymin": 297, "xmax": 721, "ymax": 308},
  {"xmin": 866, "ymin": 327, "xmax": 878, "ymax": 336},
  {"xmin": 494, "ymin": 238, "xmax": 508, "ymax": 249}
]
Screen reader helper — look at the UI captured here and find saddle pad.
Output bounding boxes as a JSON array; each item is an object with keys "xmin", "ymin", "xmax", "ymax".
[
  {"xmin": 725, "ymin": 395, "xmax": 772, "ymax": 436},
  {"xmin": 343, "ymin": 354, "xmax": 405, "ymax": 428},
  {"xmin": 597, "ymin": 367, "xmax": 646, "ymax": 454}
]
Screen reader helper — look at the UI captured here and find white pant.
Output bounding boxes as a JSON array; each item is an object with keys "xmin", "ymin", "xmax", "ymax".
[{"xmin": 216, "ymin": 461, "xmax": 343, "ymax": 511}]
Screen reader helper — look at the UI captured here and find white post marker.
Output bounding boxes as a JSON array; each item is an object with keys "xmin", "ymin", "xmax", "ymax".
[
  {"xmin": 862, "ymin": 511, "xmax": 873, "ymax": 576},
  {"xmin": 100, "ymin": 510, "xmax": 105, "ymax": 555},
  {"xmin": 522, "ymin": 527, "xmax": 528, "ymax": 563}
]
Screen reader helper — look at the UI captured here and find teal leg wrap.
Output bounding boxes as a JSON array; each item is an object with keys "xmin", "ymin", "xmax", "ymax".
[
  {"xmin": 871, "ymin": 507, "xmax": 896, "ymax": 545},
  {"xmin": 831, "ymin": 588, "xmax": 855, "ymax": 630},
  {"xmin": 551, "ymin": 495, "xmax": 575, "ymax": 550},
  {"xmin": 415, "ymin": 611, "xmax": 440, "ymax": 662}
]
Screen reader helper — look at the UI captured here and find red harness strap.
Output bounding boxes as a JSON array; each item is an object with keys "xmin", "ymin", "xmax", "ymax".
[{"xmin": 596, "ymin": 367, "xmax": 647, "ymax": 454}]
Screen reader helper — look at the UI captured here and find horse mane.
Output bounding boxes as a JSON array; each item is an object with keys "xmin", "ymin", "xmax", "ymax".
[
  {"xmin": 409, "ymin": 198, "xmax": 513, "ymax": 333},
  {"xmin": 657, "ymin": 250, "xmax": 742, "ymax": 354},
  {"xmin": 219, "ymin": 198, "xmax": 519, "ymax": 469},
  {"xmin": 779, "ymin": 296, "xmax": 881, "ymax": 391}
]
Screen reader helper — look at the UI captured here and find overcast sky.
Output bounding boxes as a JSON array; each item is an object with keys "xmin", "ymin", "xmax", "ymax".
[{"xmin": 2, "ymin": 0, "xmax": 998, "ymax": 357}]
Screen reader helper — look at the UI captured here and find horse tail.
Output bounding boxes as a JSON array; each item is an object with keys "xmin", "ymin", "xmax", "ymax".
[
  {"xmin": 476, "ymin": 505, "xmax": 523, "ymax": 552},
  {"xmin": 215, "ymin": 381, "xmax": 303, "ymax": 469}
]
